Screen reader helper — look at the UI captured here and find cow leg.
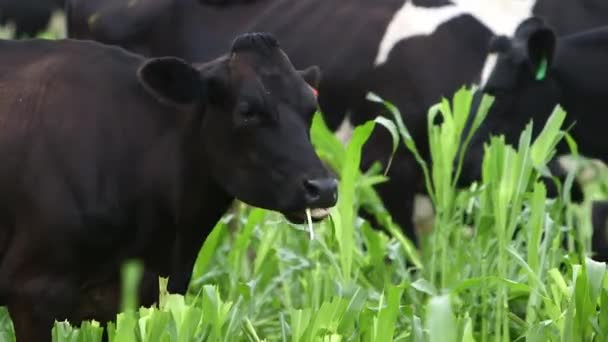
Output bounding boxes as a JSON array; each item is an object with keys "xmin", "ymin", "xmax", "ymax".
[
  {"xmin": 0, "ymin": 222, "xmax": 82, "ymax": 340},
  {"xmin": 167, "ymin": 194, "xmax": 232, "ymax": 294},
  {"xmin": 7, "ymin": 276, "xmax": 79, "ymax": 342},
  {"xmin": 545, "ymin": 158, "xmax": 584, "ymax": 202},
  {"xmin": 9, "ymin": 301, "xmax": 53, "ymax": 342},
  {"xmin": 374, "ymin": 168, "xmax": 419, "ymax": 245},
  {"xmin": 360, "ymin": 129, "xmax": 422, "ymax": 245},
  {"xmin": 591, "ymin": 200, "xmax": 608, "ymax": 262},
  {"xmin": 364, "ymin": 139, "xmax": 419, "ymax": 243}
]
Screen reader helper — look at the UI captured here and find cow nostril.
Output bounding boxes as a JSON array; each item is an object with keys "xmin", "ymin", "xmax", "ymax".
[
  {"xmin": 303, "ymin": 178, "xmax": 338, "ymax": 207},
  {"xmin": 303, "ymin": 179, "xmax": 321, "ymax": 202}
]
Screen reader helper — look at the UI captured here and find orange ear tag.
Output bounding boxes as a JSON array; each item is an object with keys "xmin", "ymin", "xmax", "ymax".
[{"xmin": 309, "ymin": 86, "xmax": 318, "ymax": 98}]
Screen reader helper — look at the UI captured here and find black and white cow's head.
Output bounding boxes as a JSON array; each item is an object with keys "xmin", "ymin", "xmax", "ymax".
[
  {"xmin": 138, "ymin": 32, "xmax": 336, "ymax": 222},
  {"xmin": 463, "ymin": 17, "xmax": 560, "ymax": 182},
  {"xmin": 481, "ymin": 17, "xmax": 559, "ymax": 128}
]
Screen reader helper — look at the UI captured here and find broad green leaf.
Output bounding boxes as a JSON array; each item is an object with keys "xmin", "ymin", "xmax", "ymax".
[
  {"xmin": 426, "ymin": 295, "xmax": 457, "ymax": 342},
  {"xmin": 192, "ymin": 219, "xmax": 228, "ymax": 281},
  {"xmin": 374, "ymin": 285, "xmax": 404, "ymax": 342}
]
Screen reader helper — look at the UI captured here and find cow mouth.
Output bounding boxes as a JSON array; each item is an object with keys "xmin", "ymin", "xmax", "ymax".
[{"xmin": 284, "ymin": 207, "xmax": 332, "ymax": 223}]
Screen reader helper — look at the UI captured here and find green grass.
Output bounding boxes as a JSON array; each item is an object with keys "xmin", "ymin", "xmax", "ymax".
[
  {"xmin": 1, "ymin": 87, "xmax": 607, "ymax": 341},
  {"xmin": 0, "ymin": 17, "xmax": 607, "ymax": 342}
]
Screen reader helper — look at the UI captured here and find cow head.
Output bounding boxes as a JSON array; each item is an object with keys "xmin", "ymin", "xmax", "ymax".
[
  {"xmin": 462, "ymin": 17, "xmax": 560, "ymax": 183},
  {"xmin": 137, "ymin": 32, "xmax": 337, "ymax": 222}
]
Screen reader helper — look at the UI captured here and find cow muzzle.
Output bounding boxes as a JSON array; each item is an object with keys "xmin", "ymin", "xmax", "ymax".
[{"xmin": 284, "ymin": 177, "xmax": 338, "ymax": 223}]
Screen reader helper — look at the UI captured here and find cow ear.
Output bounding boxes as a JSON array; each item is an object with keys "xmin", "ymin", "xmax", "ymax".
[
  {"xmin": 298, "ymin": 65, "xmax": 321, "ymax": 89},
  {"xmin": 527, "ymin": 28, "xmax": 556, "ymax": 81},
  {"xmin": 138, "ymin": 57, "xmax": 203, "ymax": 106},
  {"xmin": 198, "ymin": 64, "xmax": 231, "ymax": 106}
]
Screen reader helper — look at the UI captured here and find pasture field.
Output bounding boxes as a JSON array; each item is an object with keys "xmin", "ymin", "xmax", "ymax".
[
  {"xmin": 1, "ymin": 14, "xmax": 608, "ymax": 342},
  {"xmin": 1, "ymin": 87, "xmax": 607, "ymax": 341}
]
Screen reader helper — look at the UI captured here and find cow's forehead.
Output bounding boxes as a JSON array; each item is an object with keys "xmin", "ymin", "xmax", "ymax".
[
  {"xmin": 229, "ymin": 50, "xmax": 297, "ymax": 89},
  {"xmin": 230, "ymin": 48, "xmax": 290, "ymax": 72}
]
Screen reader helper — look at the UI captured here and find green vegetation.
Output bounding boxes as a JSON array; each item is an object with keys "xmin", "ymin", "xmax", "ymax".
[
  {"xmin": 0, "ymin": 11, "xmax": 66, "ymax": 40},
  {"xmin": 0, "ymin": 16, "xmax": 607, "ymax": 342},
  {"xmin": 2, "ymin": 86, "xmax": 607, "ymax": 341}
]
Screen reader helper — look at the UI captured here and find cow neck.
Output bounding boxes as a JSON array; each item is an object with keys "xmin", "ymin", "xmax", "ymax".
[{"xmin": 177, "ymin": 109, "xmax": 233, "ymax": 228}]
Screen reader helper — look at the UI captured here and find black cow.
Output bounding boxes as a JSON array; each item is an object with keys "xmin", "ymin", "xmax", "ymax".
[
  {"xmin": 592, "ymin": 201, "xmax": 608, "ymax": 262},
  {"xmin": 465, "ymin": 17, "xmax": 608, "ymax": 259},
  {"xmin": 0, "ymin": 33, "xmax": 335, "ymax": 341},
  {"xmin": 469, "ymin": 18, "xmax": 608, "ymax": 177},
  {"xmin": 66, "ymin": 0, "xmax": 608, "ymax": 246},
  {"xmin": 0, "ymin": 0, "xmax": 64, "ymax": 37},
  {"xmin": 533, "ymin": 0, "xmax": 608, "ymax": 36}
]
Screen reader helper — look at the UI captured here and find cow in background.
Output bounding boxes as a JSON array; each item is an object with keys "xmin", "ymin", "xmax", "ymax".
[
  {"xmin": 466, "ymin": 17, "xmax": 608, "ymax": 260},
  {"xmin": 0, "ymin": 0, "xmax": 64, "ymax": 37},
  {"xmin": 66, "ymin": 0, "xmax": 608, "ymax": 246}
]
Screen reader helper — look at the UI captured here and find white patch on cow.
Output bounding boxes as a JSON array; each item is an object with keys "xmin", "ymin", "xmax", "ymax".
[
  {"xmin": 479, "ymin": 52, "xmax": 497, "ymax": 87},
  {"xmin": 413, "ymin": 194, "xmax": 434, "ymax": 233},
  {"xmin": 375, "ymin": 2, "xmax": 464, "ymax": 66},
  {"xmin": 375, "ymin": 0, "xmax": 536, "ymax": 66},
  {"xmin": 335, "ymin": 116, "xmax": 354, "ymax": 145}
]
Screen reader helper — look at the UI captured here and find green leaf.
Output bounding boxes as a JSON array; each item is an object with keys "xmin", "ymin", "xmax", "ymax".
[
  {"xmin": 336, "ymin": 119, "xmax": 375, "ymax": 280},
  {"xmin": 120, "ymin": 260, "xmax": 144, "ymax": 314},
  {"xmin": 411, "ymin": 279, "xmax": 437, "ymax": 296},
  {"xmin": 311, "ymin": 111, "xmax": 346, "ymax": 171},
  {"xmin": 373, "ymin": 116, "xmax": 400, "ymax": 175},
  {"xmin": 426, "ymin": 295, "xmax": 457, "ymax": 342},
  {"xmin": 530, "ymin": 105, "xmax": 566, "ymax": 169},
  {"xmin": 191, "ymin": 219, "xmax": 227, "ymax": 281},
  {"xmin": 461, "ymin": 313, "xmax": 476, "ymax": 342},
  {"xmin": 374, "ymin": 285, "xmax": 405, "ymax": 341},
  {"xmin": 585, "ymin": 258, "xmax": 606, "ymax": 305}
]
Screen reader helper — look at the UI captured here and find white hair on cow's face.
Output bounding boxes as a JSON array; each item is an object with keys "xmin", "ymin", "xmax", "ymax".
[
  {"xmin": 335, "ymin": 115, "xmax": 354, "ymax": 145},
  {"xmin": 374, "ymin": 0, "xmax": 536, "ymax": 67}
]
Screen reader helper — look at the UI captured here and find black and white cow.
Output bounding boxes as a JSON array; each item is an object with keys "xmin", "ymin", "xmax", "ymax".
[
  {"xmin": 465, "ymin": 17, "xmax": 608, "ymax": 260},
  {"xmin": 66, "ymin": 0, "xmax": 608, "ymax": 245}
]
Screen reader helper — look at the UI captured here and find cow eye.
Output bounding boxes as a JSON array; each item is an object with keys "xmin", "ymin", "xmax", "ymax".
[
  {"xmin": 242, "ymin": 108, "xmax": 257, "ymax": 120},
  {"xmin": 237, "ymin": 101, "xmax": 262, "ymax": 125}
]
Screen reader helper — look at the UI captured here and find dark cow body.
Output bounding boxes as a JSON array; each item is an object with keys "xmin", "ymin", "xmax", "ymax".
[
  {"xmin": 592, "ymin": 201, "xmax": 608, "ymax": 262},
  {"xmin": 470, "ymin": 19, "xmax": 608, "ymax": 173},
  {"xmin": 533, "ymin": 0, "xmax": 608, "ymax": 36},
  {"xmin": 0, "ymin": 0, "xmax": 64, "ymax": 37},
  {"xmin": 66, "ymin": 0, "xmax": 608, "ymax": 246},
  {"xmin": 466, "ymin": 18, "xmax": 608, "ymax": 259},
  {"xmin": 355, "ymin": 13, "xmax": 493, "ymax": 240},
  {"xmin": 0, "ymin": 34, "xmax": 335, "ymax": 340}
]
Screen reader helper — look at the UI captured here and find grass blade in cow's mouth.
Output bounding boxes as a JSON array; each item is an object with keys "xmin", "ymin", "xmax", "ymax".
[
  {"xmin": 306, "ymin": 208, "xmax": 315, "ymax": 240},
  {"xmin": 284, "ymin": 207, "xmax": 332, "ymax": 224}
]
